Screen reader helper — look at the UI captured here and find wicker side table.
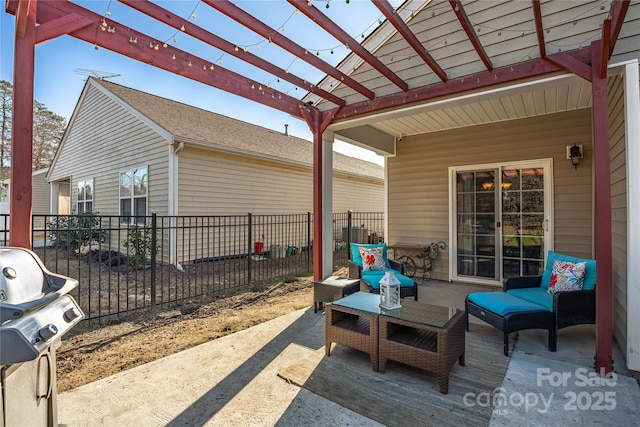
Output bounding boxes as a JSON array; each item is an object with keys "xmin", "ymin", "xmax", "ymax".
[{"xmin": 313, "ymin": 277, "xmax": 360, "ymax": 313}]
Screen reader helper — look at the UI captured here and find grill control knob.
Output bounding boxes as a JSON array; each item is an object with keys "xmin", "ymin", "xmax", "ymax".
[
  {"xmin": 38, "ymin": 324, "xmax": 58, "ymax": 341},
  {"xmin": 64, "ymin": 307, "xmax": 82, "ymax": 323}
]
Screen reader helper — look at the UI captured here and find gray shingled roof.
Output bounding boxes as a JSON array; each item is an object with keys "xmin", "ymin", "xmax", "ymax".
[{"xmin": 93, "ymin": 79, "xmax": 383, "ymax": 180}]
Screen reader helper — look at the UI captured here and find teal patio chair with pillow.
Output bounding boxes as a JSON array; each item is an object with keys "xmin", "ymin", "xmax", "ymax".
[
  {"xmin": 466, "ymin": 251, "xmax": 596, "ymax": 355},
  {"xmin": 348, "ymin": 243, "xmax": 417, "ymax": 300}
]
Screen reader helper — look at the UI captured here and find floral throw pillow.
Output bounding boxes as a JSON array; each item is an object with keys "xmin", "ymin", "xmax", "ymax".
[
  {"xmin": 547, "ymin": 260, "xmax": 587, "ymax": 294},
  {"xmin": 358, "ymin": 246, "xmax": 387, "ymax": 272}
]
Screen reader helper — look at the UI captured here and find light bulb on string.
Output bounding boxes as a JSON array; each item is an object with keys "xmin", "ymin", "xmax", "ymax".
[
  {"xmin": 101, "ymin": 18, "xmax": 107, "ymax": 27},
  {"xmin": 180, "ymin": 25, "xmax": 185, "ymax": 31},
  {"xmin": 163, "ymin": 42, "xmax": 168, "ymax": 48},
  {"xmin": 188, "ymin": 60, "xmax": 192, "ymax": 66},
  {"xmin": 172, "ymin": 54, "xmax": 176, "ymax": 60},
  {"xmin": 105, "ymin": 9, "xmax": 111, "ymax": 16},
  {"xmin": 210, "ymin": 64, "xmax": 214, "ymax": 70},
  {"xmin": 173, "ymin": 36, "xmax": 177, "ymax": 43},
  {"xmin": 191, "ymin": 12, "xmax": 196, "ymax": 18}
]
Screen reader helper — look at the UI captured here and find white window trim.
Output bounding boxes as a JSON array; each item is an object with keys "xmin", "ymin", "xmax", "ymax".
[
  {"xmin": 119, "ymin": 165, "xmax": 148, "ymax": 225},
  {"xmin": 448, "ymin": 158, "xmax": 554, "ymax": 286},
  {"xmin": 76, "ymin": 178, "xmax": 94, "ymax": 214}
]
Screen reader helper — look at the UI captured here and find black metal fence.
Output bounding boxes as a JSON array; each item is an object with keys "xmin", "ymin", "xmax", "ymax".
[{"xmin": 1, "ymin": 211, "xmax": 383, "ymax": 323}]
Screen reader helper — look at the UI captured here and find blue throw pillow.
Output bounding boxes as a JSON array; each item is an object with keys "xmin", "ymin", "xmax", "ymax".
[
  {"xmin": 350, "ymin": 243, "xmax": 390, "ymax": 268},
  {"xmin": 541, "ymin": 251, "xmax": 596, "ymax": 291}
]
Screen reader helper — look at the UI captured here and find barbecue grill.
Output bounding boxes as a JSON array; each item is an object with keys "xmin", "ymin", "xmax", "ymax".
[{"xmin": 1, "ymin": 247, "xmax": 84, "ymax": 426}]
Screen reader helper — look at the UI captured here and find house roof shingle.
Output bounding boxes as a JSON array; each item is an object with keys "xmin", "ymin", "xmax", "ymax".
[{"xmin": 93, "ymin": 79, "xmax": 383, "ymax": 180}]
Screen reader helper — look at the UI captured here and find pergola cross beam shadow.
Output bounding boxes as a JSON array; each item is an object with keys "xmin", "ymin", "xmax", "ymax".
[{"xmin": 5, "ymin": 0, "xmax": 632, "ymax": 374}]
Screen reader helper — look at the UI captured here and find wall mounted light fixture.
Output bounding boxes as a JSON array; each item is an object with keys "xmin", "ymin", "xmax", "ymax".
[{"xmin": 567, "ymin": 144, "xmax": 583, "ymax": 170}]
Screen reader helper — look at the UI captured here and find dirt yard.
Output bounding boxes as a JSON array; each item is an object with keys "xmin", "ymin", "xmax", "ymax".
[{"xmin": 56, "ymin": 268, "xmax": 344, "ymax": 392}]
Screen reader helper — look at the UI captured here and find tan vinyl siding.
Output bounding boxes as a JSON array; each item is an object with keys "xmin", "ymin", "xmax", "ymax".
[
  {"xmin": 333, "ymin": 178, "xmax": 384, "ymax": 212},
  {"xmin": 49, "ymin": 84, "xmax": 170, "ymax": 217},
  {"xmin": 48, "ymin": 84, "xmax": 170, "ymax": 251},
  {"xmin": 178, "ymin": 147, "xmax": 383, "ymax": 216},
  {"xmin": 388, "ymin": 109, "xmax": 593, "ymax": 281},
  {"xmin": 176, "ymin": 147, "xmax": 383, "ymax": 262},
  {"xmin": 609, "ymin": 75, "xmax": 628, "ymax": 355},
  {"xmin": 30, "ymin": 170, "xmax": 50, "ymax": 233}
]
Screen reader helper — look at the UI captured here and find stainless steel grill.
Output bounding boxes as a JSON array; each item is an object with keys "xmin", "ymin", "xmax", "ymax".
[{"xmin": 1, "ymin": 247, "xmax": 84, "ymax": 426}]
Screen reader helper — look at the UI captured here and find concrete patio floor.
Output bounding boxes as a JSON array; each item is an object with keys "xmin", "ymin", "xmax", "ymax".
[{"xmin": 58, "ymin": 281, "xmax": 640, "ymax": 426}]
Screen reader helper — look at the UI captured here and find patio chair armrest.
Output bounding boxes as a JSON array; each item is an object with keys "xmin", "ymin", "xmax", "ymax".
[
  {"xmin": 503, "ymin": 275, "xmax": 543, "ymax": 291},
  {"xmin": 348, "ymin": 260, "xmax": 362, "ymax": 279},
  {"xmin": 388, "ymin": 259, "xmax": 404, "ymax": 274},
  {"xmin": 553, "ymin": 289, "xmax": 596, "ymax": 327}
]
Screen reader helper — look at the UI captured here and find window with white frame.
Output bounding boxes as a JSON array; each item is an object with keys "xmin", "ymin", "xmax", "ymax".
[
  {"xmin": 119, "ymin": 167, "xmax": 147, "ymax": 225},
  {"xmin": 76, "ymin": 179, "xmax": 93, "ymax": 214}
]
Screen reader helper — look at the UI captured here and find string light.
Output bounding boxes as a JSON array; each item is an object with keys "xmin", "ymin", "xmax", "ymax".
[{"xmin": 188, "ymin": 60, "xmax": 192, "ymax": 66}]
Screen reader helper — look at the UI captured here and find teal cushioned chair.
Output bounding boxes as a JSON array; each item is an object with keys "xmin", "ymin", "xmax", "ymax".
[
  {"xmin": 466, "ymin": 251, "xmax": 596, "ymax": 355},
  {"xmin": 348, "ymin": 243, "xmax": 417, "ymax": 300}
]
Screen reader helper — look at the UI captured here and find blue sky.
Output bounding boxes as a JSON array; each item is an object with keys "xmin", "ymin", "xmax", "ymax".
[{"xmin": 1, "ymin": 0, "xmax": 395, "ymax": 165}]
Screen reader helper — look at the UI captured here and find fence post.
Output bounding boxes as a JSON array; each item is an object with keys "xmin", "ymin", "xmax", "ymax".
[
  {"xmin": 247, "ymin": 212, "xmax": 252, "ymax": 285},
  {"xmin": 150, "ymin": 213, "xmax": 157, "ymax": 306},
  {"xmin": 307, "ymin": 212, "xmax": 311, "ymax": 271},
  {"xmin": 347, "ymin": 210, "xmax": 353, "ymax": 260}
]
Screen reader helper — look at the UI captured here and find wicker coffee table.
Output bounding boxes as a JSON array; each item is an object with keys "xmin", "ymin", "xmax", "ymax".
[
  {"xmin": 325, "ymin": 292, "xmax": 381, "ymax": 371},
  {"xmin": 326, "ymin": 292, "xmax": 465, "ymax": 394},
  {"xmin": 379, "ymin": 300, "xmax": 466, "ymax": 394}
]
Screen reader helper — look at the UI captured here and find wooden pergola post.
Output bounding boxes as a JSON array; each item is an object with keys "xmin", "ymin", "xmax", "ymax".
[
  {"xmin": 9, "ymin": 0, "xmax": 37, "ymax": 248},
  {"xmin": 591, "ymin": 40, "xmax": 614, "ymax": 375}
]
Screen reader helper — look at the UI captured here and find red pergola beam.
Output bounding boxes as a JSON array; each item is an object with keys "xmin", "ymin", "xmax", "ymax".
[
  {"xmin": 204, "ymin": 0, "xmax": 375, "ymax": 100},
  {"xmin": 120, "ymin": 0, "xmax": 345, "ymax": 107},
  {"xmin": 14, "ymin": 0, "xmax": 31, "ymax": 38},
  {"xmin": 448, "ymin": 0, "xmax": 493, "ymax": 71},
  {"xmin": 289, "ymin": 0, "xmax": 409, "ymax": 92},
  {"xmin": 35, "ymin": 13, "xmax": 92, "ymax": 44},
  {"xmin": 372, "ymin": 0, "xmax": 447, "ymax": 82},
  {"xmin": 531, "ymin": 0, "xmax": 546, "ymax": 57},
  {"xmin": 600, "ymin": 18, "xmax": 611, "ymax": 79},
  {"xmin": 36, "ymin": 0, "xmax": 305, "ymax": 119},
  {"xmin": 545, "ymin": 51, "xmax": 592, "ymax": 82},
  {"xmin": 329, "ymin": 48, "xmax": 591, "ymax": 121},
  {"xmin": 608, "ymin": 0, "xmax": 631, "ymax": 57}
]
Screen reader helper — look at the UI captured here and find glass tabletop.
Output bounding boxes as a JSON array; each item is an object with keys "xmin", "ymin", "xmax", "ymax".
[{"xmin": 331, "ymin": 292, "xmax": 461, "ymax": 328}]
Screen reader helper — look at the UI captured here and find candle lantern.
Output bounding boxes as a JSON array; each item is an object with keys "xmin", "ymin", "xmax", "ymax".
[{"xmin": 379, "ymin": 271, "xmax": 401, "ymax": 309}]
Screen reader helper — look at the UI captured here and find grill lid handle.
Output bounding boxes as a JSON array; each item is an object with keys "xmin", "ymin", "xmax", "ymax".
[{"xmin": 0, "ymin": 278, "xmax": 77, "ymax": 323}]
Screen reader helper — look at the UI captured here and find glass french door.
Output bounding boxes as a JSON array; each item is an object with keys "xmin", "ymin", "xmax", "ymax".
[{"xmin": 453, "ymin": 161, "xmax": 551, "ymax": 283}]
